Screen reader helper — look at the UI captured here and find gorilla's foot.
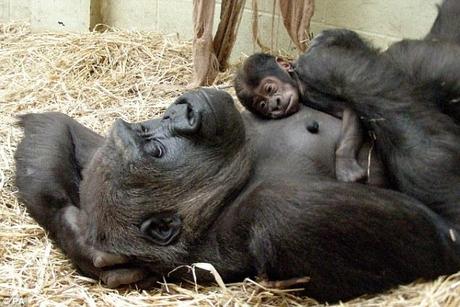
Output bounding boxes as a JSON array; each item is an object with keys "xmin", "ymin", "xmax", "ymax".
[
  {"xmin": 336, "ymin": 157, "xmax": 367, "ymax": 183},
  {"xmin": 309, "ymin": 29, "xmax": 369, "ymax": 52},
  {"xmin": 259, "ymin": 276, "xmax": 311, "ymax": 289}
]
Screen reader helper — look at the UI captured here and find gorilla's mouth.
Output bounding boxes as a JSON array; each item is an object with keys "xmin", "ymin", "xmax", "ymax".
[
  {"xmin": 269, "ymin": 96, "xmax": 297, "ymax": 119},
  {"xmin": 285, "ymin": 95, "xmax": 295, "ymax": 114},
  {"xmin": 196, "ymin": 89, "xmax": 221, "ymax": 135},
  {"xmin": 198, "ymin": 89, "xmax": 218, "ymax": 120}
]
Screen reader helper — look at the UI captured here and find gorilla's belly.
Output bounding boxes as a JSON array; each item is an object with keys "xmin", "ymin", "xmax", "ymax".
[{"xmin": 242, "ymin": 106, "xmax": 342, "ymax": 180}]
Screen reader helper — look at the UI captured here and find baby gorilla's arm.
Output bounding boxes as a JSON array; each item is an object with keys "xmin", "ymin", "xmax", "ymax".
[{"xmin": 335, "ymin": 108, "xmax": 366, "ymax": 182}]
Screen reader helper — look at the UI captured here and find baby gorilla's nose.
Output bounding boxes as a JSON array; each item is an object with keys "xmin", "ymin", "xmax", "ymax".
[{"xmin": 269, "ymin": 96, "xmax": 282, "ymax": 112}]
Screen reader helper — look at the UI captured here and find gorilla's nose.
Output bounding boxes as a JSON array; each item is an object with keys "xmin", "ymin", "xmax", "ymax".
[
  {"xmin": 165, "ymin": 95, "xmax": 202, "ymax": 135},
  {"xmin": 198, "ymin": 88, "xmax": 234, "ymax": 105}
]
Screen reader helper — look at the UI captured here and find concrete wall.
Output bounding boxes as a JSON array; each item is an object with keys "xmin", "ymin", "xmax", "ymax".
[
  {"xmin": 0, "ymin": 0, "xmax": 30, "ymax": 22},
  {"xmin": 0, "ymin": 0, "xmax": 441, "ymax": 60},
  {"xmin": 30, "ymin": 0, "xmax": 92, "ymax": 32}
]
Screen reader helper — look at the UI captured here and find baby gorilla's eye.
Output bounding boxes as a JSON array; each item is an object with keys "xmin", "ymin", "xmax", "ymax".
[
  {"xmin": 260, "ymin": 101, "xmax": 267, "ymax": 110},
  {"xmin": 265, "ymin": 84, "xmax": 276, "ymax": 95}
]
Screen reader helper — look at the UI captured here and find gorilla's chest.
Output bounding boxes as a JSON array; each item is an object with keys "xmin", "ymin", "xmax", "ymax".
[{"xmin": 243, "ymin": 107, "xmax": 342, "ymax": 180}]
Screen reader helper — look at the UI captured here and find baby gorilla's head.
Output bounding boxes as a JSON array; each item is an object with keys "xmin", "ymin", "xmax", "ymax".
[{"xmin": 234, "ymin": 53, "xmax": 300, "ymax": 119}]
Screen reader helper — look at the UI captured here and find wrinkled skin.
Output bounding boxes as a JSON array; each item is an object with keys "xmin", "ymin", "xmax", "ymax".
[{"xmin": 14, "ymin": 0, "xmax": 460, "ymax": 302}]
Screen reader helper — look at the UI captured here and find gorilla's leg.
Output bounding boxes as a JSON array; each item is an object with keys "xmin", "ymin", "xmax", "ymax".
[
  {"xmin": 244, "ymin": 180, "xmax": 460, "ymax": 302},
  {"xmin": 296, "ymin": 38, "xmax": 460, "ymax": 226},
  {"xmin": 309, "ymin": 29, "xmax": 375, "ymax": 53}
]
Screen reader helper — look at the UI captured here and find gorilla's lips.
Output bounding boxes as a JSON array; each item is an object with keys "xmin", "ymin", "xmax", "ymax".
[
  {"xmin": 270, "ymin": 95, "xmax": 299, "ymax": 119},
  {"xmin": 285, "ymin": 95, "xmax": 300, "ymax": 116}
]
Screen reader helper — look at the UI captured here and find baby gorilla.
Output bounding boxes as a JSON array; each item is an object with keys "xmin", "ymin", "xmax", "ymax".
[{"xmin": 234, "ymin": 55, "xmax": 366, "ymax": 183}]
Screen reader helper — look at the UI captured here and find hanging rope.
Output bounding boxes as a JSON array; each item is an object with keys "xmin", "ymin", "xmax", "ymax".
[
  {"xmin": 278, "ymin": 0, "xmax": 314, "ymax": 52},
  {"xmin": 190, "ymin": 0, "xmax": 219, "ymax": 88},
  {"xmin": 190, "ymin": 0, "xmax": 314, "ymax": 87},
  {"xmin": 213, "ymin": 0, "xmax": 246, "ymax": 72},
  {"xmin": 190, "ymin": 0, "xmax": 246, "ymax": 87}
]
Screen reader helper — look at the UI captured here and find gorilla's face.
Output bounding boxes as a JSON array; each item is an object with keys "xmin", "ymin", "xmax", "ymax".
[{"xmin": 79, "ymin": 89, "xmax": 252, "ymax": 270}]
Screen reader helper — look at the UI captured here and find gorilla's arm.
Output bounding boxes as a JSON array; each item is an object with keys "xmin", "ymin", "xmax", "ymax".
[
  {"xmin": 385, "ymin": 40, "xmax": 460, "ymax": 122},
  {"xmin": 15, "ymin": 112, "xmax": 102, "ymax": 229},
  {"xmin": 15, "ymin": 113, "xmax": 149, "ymax": 287},
  {"xmin": 295, "ymin": 29, "xmax": 460, "ymax": 226},
  {"xmin": 426, "ymin": 0, "xmax": 460, "ymax": 44}
]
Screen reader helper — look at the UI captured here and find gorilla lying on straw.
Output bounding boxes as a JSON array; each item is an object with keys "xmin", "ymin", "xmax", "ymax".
[{"xmin": 14, "ymin": 0, "xmax": 460, "ymax": 302}]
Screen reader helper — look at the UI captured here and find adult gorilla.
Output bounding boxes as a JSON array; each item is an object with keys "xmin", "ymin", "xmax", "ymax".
[{"xmin": 15, "ymin": 3, "xmax": 460, "ymax": 304}]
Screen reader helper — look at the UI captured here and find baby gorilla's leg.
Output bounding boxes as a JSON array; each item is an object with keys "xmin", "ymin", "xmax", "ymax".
[
  {"xmin": 335, "ymin": 108, "xmax": 366, "ymax": 183},
  {"xmin": 310, "ymin": 29, "xmax": 374, "ymax": 53}
]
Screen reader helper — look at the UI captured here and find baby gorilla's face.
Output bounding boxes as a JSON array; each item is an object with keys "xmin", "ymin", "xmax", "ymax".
[{"xmin": 252, "ymin": 75, "xmax": 300, "ymax": 119}]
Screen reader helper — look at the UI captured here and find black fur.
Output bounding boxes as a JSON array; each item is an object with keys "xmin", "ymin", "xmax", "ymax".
[
  {"xmin": 295, "ymin": 0, "xmax": 460, "ymax": 226},
  {"xmin": 14, "ymin": 0, "xmax": 460, "ymax": 302}
]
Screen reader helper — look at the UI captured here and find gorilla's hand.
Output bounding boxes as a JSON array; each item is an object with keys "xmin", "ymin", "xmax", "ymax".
[{"xmin": 60, "ymin": 206, "xmax": 158, "ymax": 288}]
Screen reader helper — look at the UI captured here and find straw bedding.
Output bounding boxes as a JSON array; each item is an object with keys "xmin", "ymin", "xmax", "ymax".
[{"xmin": 1, "ymin": 22, "xmax": 459, "ymax": 306}]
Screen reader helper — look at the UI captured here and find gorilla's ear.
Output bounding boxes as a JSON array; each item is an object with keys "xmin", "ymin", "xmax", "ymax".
[
  {"xmin": 140, "ymin": 213, "xmax": 181, "ymax": 246},
  {"xmin": 275, "ymin": 57, "xmax": 294, "ymax": 73}
]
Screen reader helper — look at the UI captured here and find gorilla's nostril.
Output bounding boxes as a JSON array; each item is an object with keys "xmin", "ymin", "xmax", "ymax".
[
  {"xmin": 139, "ymin": 124, "xmax": 148, "ymax": 133},
  {"xmin": 186, "ymin": 104, "xmax": 195, "ymax": 124},
  {"xmin": 175, "ymin": 97, "xmax": 189, "ymax": 105}
]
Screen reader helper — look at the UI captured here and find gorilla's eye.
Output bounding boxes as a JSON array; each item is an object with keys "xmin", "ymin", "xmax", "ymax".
[
  {"xmin": 265, "ymin": 84, "xmax": 275, "ymax": 95},
  {"xmin": 144, "ymin": 140, "xmax": 164, "ymax": 158},
  {"xmin": 140, "ymin": 214, "xmax": 181, "ymax": 246},
  {"xmin": 260, "ymin": 101, "xmax": 267, "ymax": 110}
]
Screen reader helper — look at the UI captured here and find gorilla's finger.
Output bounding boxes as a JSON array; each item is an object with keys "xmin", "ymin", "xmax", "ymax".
[
  {"xmin": 100, "ymin": 268, "xmax": 146, "ymax": 288},
  {"xmin": 92, "ymin": 251, "xmax": 129, "ymax": 268}
]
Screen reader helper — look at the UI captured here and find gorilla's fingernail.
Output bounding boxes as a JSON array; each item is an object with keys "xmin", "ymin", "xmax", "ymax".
[
  {"xmin": 105, "ymin": 277, "xmax": 120, "ymax": 288},
  {"xmin": 93, "ymin": 255, "xmax": 105, "ymax": 268}
]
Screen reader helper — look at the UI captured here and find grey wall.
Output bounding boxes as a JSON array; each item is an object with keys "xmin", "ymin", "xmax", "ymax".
[{"xmin": 0, "ymin": 0, "xmax": 441, "ymax": 62}]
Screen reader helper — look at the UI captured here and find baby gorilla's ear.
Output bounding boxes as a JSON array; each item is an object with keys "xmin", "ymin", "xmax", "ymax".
[
  {"xmin": 275, "ymin": 57, "xmax": 294, "ymax": 73},
  {"xmin": 140, "ymin": 213, "xmax": 182, "ymax": 246}
]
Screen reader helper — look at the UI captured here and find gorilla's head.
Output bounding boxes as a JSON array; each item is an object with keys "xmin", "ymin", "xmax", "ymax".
[{"xmin": 79, "ymin": 89, "xmax": 252, "ymax": 272}]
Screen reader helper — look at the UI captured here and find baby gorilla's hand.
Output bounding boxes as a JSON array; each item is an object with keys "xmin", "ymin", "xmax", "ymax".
[{"xmin": 61, "ymin": 206, "xmax": 156, "ymax": 288}]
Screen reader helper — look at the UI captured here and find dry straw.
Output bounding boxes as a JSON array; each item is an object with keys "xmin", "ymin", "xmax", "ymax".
[{"xmin": 1, "ymin": 22, "xmax": 459, "ymax": 306}]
